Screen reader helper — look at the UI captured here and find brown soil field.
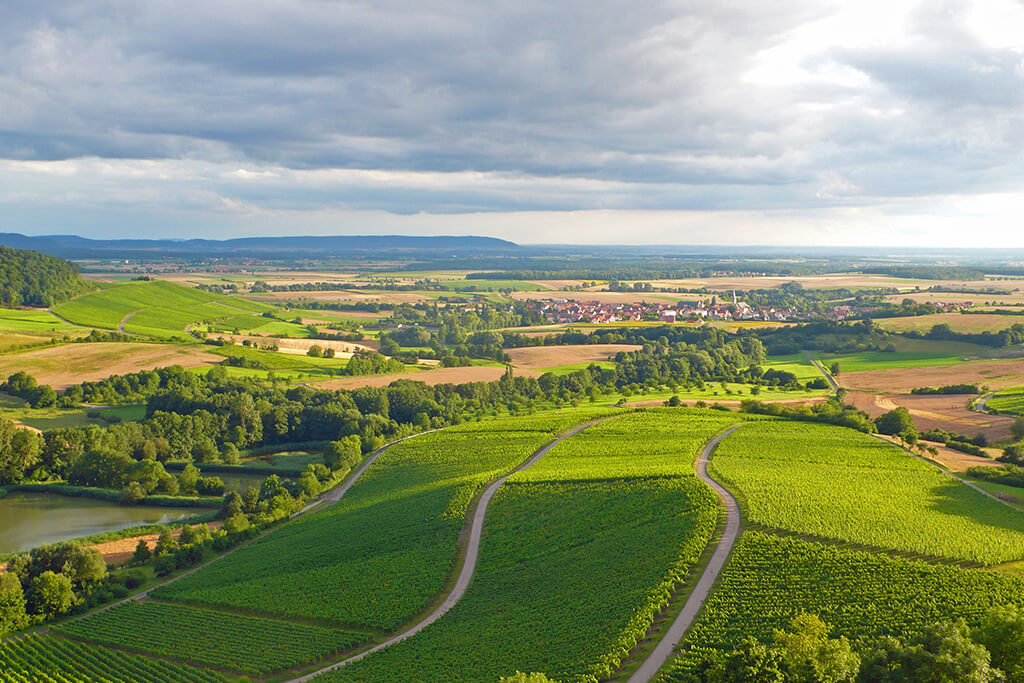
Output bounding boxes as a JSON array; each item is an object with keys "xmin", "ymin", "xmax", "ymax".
[
  {"xmin": 847, "ymin": 392, "xmax": 1018, "ymax": 443},
  {"xmin": 509, "ymin": 291, "xmax": 681, "ymax": 304},
  {"xmin": 0, "ymin": 343, "xmax": 220, "ymax": 389},
  {"xmin": 505, "ymin": 343, "xmax": 641, "ymax": 369},
  {"xmin": 314, "ymin": 365, "xmax": 541, "ymax": 390},
  {"xmin": 876, "ymin": 313, "xmax": 1024, "ymax": 334},
  {"xmin": 839, "ymin": 358, "xmax": 1024, "ymax": 393}
]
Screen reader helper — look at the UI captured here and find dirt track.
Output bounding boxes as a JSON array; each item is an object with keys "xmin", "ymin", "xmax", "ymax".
[
  {"xmin": 628, "ymin": 426, "xmax": 742, "ymax": 682},
  {"xmin": 847, "ymin": 391, "xmax": 1017, "ymax": 442},
  {"xmin": 287, "ymin": 415, "xmax": 620, "ymax": 682}
]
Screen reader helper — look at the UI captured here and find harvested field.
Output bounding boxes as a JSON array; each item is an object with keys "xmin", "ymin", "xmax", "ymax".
[
  {"xmin": 527, "ymin": 279, "xmax": 588, "ymax": 290},
  {"xmin": 838, "ymin": 358, "xmax": 1024, "ymax": 393},
  {"xmin": 876, "ymin": 313, "xmax": 1024, "ymax": 334},
  {"xmin": 883, "ymin": 291, "xmax": 1024, "ymax": 306},
  {"xmin": 95, "ymin": 522, "xmax": 224, "ymax": 566},
  {"xmin": 212, "ymin": 334, "xmax": 377, "ymax": 356},
  {"xmin": 313, "ymin": 365, "xmax": 541, "ymax": 389},
  {"xmin": 505, "ymin": 343, "xmax": 640, "ymax": 369},
  {"xmin": 0, "ymin": 343, "xmax": 220, "ymax": 389},
  {"xmin": 847, "ymin": 392, "xmax": 1018, "ymax": 443},
  {"xmin": 252, "ymin": 290, "xmax": 432, "ymax": 304},
  {"xmin": 509, "ymin": 290, "xmax": 680, "ymax": 304}
]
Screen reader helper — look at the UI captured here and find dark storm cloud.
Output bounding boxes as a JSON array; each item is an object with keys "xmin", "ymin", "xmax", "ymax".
[{"xmin": 0, "ymin": 0, "xmax": 1022, "ymax": 219}]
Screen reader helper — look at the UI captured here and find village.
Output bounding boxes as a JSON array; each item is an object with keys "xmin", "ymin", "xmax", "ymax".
[{"xmin": 529, "ymin": 295, "xmax": 972, "ymax": 324}]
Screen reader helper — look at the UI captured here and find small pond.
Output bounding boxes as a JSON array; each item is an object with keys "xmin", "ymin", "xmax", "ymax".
[{"xmin": 0, "ymin": 491, "xmax": 195, "ymax": 555}]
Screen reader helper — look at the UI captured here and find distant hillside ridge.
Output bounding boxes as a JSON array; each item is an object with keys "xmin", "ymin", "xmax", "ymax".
[
  {"xmin": 0, "ymin": 233, "xmax": 519, "ymax": 259},
  {"xmin": 0, "ymin": 246, "xmax": 94, "ymax": 308}
]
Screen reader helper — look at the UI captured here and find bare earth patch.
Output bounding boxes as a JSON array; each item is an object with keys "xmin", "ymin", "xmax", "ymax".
[
  {"xmin": 254, "ymin": 290, "xmax": 432, "ymax": 304},
  {"xmin": 213, "ymin": 334, "xmax": 377, "ymax": 356},
  {"xmin": 505, "ymin": 343, "xmax": 641, "ymax": 369},
  {"xmin": 0, "ymin": 343, "xmax": 220, "ymax": 389},
  {"xmin": 314, "ymin": 365, "xmax": 541, "ymax": 390},
  {"xmin": 839, "ymin": 358, "xmax": 1024, "ymax": 393},
  {"xmin": 847, "ymin": 391, "xmax": 1018, "ymax": 443}
]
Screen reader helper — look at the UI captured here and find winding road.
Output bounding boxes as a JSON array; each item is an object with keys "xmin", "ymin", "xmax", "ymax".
[
  {"xmin": 287, "ymin": 415, "xmax": 618, "ymax": 683},
  {"xmin": 805, "ymin": 351, "xmax": 840, "ymax": 392},
  {"xmin": 627, "ymin": 425, "xmax": 742, "ymax": 683}
]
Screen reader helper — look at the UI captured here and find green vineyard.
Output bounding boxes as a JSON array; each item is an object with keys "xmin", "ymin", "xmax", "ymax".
[
  {"xmin": 154, "ymin": 409, "xmax": 619, "ymax": 630},
  {"xmin": 659, "ymin": 531, "xmax": 1024, "ymax": 679},
  {"xmin": 54, "ymin": 600, "xmax": 368, "ymax": 675},
  {"xmin": 0, "ymin": 633, "xmax": 227, "ymax": 683},
  {"xmin": 712, "ymin": 420, "xmax": 1024, "ymax": 564}
]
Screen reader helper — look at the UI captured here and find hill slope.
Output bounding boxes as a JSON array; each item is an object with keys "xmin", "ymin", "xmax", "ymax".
[{"xmin": 0, "ymin": 246, "xmax": 93, "ymax": 307}]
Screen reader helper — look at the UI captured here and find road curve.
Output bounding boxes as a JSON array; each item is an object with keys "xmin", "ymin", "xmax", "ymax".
[
  {"xmin": 627, "ymin": 425, "xmax": 742, "ymax": 683},
  {"xmin": 287, "ymin": 415, "xmax": 618, "ymax": 683}
]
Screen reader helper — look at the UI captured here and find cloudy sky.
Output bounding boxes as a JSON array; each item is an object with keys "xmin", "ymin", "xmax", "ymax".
[{"xmin": 1, "ymin": 0, "xmax": 1022, "ymax": 245}]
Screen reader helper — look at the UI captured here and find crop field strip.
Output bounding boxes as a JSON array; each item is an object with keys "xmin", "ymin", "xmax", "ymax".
[
  {"xmin": 54, "ymin": 600, "xmax": 368, "ymax": 675},
  {"xmin": 0, "ymin": 632, "xmax": 228, "ymax": 683},
  {"xmin": 317, "ymin": 409, "xmax": 737, "ymax": 682},
  {"xmin": 710, "ymin": 420, "xmax": 1024, "ymax": 564},
  {"xmin": 154, "ymin": 409, "xmax": 621, "ymax": 631},
  {"xmin": 657, "ymin": 531, "xmax": 1024, "ymax": 681}
]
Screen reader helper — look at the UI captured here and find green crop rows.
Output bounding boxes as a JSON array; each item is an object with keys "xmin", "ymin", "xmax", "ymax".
[
  {"xmin": 518, "ymin": 408, "xmax": 743, "ymax": 481},
  {"xmin": 54, "ymin": 280, "xmax": 274, "ymax": 337},
  {"xmin": 712, "ymin": 420, "xmax": 1024, "ymax": 564},
  {"xmin": 0, "ymin": 632, "xmax": 227, "ymax": 683},
  {"xmin": 55, "ymin": 600, "xmax": 367, "ymax": 675},
  {"xmin": 324, "ymin": 410, "xmax": 724, "ymax": 682},
  {"xmin": 326, "ymin": 479, "xmax": 716, "ymax": 682},
  {"xmin": 659, "ymin": 531, "xmax": 1024, "ymax": 680},
  {"xmin": 155, "ymin": 409, "xmax": 619, "ymax": 630},
  {"xmin": 988, "ymin": 385, "xmax": 1024, "ymax": 415}
]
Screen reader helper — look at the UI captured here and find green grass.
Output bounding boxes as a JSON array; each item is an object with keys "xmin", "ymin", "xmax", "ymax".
[
  {"xmin": 430, "ymin": 278, "xmax": 547, "ymax": 292},
  {"xmin": 712, "ymin": 421, "xmax": 1024, "ymax": 564},
  {"xmin": 815, "ymin": 350, "xmax": 968, "ymax": 373},
  {"xmin": 2, "ymin": 402, "xmax": 146, "ymax": 430},
  {"xmin": 153, "ymin": 409, "xmax": 619, "ymax": 630},
  {"xmin": 56, "ymin": 600, "xmax": 369, "ymax": 675},
  {"xmin": 0, "ymin": 632, "xmax": 227, "ymax": 683},
  {"xmin": 660, "ymin": 532, "xmax": 1024, "ymax": 680},
  {"xmin": 541, "ymin": 360, "xmax": 617, "ymax": 375},
  {"xmin": 988, "ymin": 385, "xmax": 1024, "ymax": 414},
  {"xmin": 240, "ymin": 449, "xmax": 324, "ymax": 473}
]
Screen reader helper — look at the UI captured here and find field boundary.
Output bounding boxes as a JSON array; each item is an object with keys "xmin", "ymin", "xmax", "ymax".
[{"xmin": 626, "ymin": 424, "xmax": 743, "ymax": 683}]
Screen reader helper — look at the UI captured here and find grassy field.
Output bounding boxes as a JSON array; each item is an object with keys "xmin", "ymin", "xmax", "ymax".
[
  {"xmin": 154, "ymin": 410, "xmax": 619, "ymax": 630},
  {"xmin": 660, "ymin": 531, "xmax": 1024, "ymax": 679},
  {"xmin": 2, "ymin": 402, "xmax": 146, "ymax": 430},
  {"xmin": 712, "ymin": 421, "xmax": 1024, "ymax": 564}
]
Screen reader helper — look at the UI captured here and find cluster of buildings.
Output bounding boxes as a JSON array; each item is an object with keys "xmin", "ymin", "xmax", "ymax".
[
  {"xmin": 531, "ymin": 297, "xmax": 975, "ymax": 325},
  {"xmin": 530, "ymin": 297, "xmax": 799, "ymax": 324}
]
